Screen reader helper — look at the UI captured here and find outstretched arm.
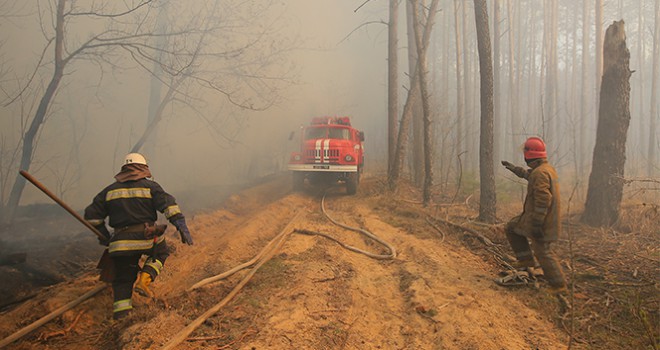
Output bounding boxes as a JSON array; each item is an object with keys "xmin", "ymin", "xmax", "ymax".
[{"xmin": 501, "ymin": 160, "xmax": 530, "ymax": 180}]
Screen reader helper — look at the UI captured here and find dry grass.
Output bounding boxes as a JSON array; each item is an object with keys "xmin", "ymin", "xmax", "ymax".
[{"xmin": 370, "ymin": 176, "xmax": 659, "ymax": 350}]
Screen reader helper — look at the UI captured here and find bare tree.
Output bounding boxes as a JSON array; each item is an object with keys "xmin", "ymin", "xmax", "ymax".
[
  {"xmin": 130, "ymin": 1, "xmax": 295, "ymax": 154},
  {"xmin": 473, "ymin": 0, "xmax": 496, "ymax": 223},
  {"xmin": 388, "ymin": 0, "xmax": 439, "ymax": 191},
  {"xmin": 544, "ymin": 0, "xmax": 558, "ymax": 147},
  {"xmin": 2, "ymin": 0, "xmax": 70, "ymax": 225},
  {"xmin": 492, "ymin": 0, "xmax": 501, "ymax": 166},
  {"xmin": 387, "ymin": 0, "xmax": 399, "ymax": 173},
  {"xmin": 1, "ymin": 0, "xmax": 175, "ymax": 224},
  {"xmin": 594, "ymin": 0, "xmax": 603, "ymax": 148},
  {"xmin": 410, "ymin": 0, "xmax": 438, "ymax": 206},
  {"xmin": 407, "ymin": 0, "xmax": 424, "ymax": 187},
  {"xmin": 462, "ymin": 1, "xmax": 474, "ymax": 173},
  {"xmin": 580, "ymin": 0, "xmax": 591, "ymax": 177},
  {"xmin": 506, "ymin": 0, "xmax": 518, "ymax": 160},
  {"xmin": 582, "ymin": 20, "xmax": 632, "ymax": 227},
  {"xmin": 636, "ymin": 0, "xmax": 646, "ymax": 169},
  {"xmin": 453, "ymin": 0, "xmax": 464, "ymax": 173},
  {"xmin": 0, "ymin": 0, "xmax": 295, "ymax": 225},
  {"xmin": 649, "ymin": 0, "xmax": 659, "ymax": 176}
]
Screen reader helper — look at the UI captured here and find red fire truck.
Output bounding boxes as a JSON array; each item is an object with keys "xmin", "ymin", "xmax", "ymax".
[{"xmin": 288, "ymin": 116, "xmax": 365, "ymax": 194}]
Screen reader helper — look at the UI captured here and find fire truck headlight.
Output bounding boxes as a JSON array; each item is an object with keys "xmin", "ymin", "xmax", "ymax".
[
  {"xmin": 344, "ymin": 154, "xmax": 354, "ymax": 162},
  {"xmin": 294, "ymin": 154, "xmax": 302, "ymax": 161}
]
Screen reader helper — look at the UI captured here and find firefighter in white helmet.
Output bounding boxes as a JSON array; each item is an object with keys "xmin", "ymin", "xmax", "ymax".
[{"xmin": 84, "ymin": 152, "xmax": 194, "ymax": 320}]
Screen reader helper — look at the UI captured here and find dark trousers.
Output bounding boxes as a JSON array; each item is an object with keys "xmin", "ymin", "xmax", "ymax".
[
  {"xmin": 112, "ymin": 255, "xmax": 141, "ymax": 306},
  {"xmin": 505, "ymin": 220, "xmax": 566, "ymax": 288},
  {"xmin": 110, "ymin": 240, "xmax": 169, "ymax": 316}
]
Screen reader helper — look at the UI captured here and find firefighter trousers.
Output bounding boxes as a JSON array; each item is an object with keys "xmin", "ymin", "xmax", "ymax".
[
  {"xmin": 505, "ymin": 223, "xmax": 566, "ymax": 288},
  {"xmin": 110, "ymin": 240, "xmax": 169, "ymax": 318}
]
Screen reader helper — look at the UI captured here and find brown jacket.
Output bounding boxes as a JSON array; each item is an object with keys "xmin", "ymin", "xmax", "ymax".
[{"xmin": 511, "ymin": 159, "xmax": 561, "ymax": 242}]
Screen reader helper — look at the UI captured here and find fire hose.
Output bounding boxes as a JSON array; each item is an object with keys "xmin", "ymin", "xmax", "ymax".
[
  {"xmin": 163, "ymin": 190, "xmax": 396, "ymax": 349},
  {"xmin": 296, "ymin": 190, "xmax": 396, "ymax": 259},
  {"xmin": 3, "ymin": 174, "xmax": 396, "ymax": 349}
]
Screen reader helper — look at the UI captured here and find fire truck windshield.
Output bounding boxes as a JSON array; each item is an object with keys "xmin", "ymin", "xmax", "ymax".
[{"xmin": 304, "ymin": 127, "xmax": 350, "ymax": 140}]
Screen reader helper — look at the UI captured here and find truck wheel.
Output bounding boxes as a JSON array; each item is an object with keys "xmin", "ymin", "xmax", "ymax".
[
  {"xmin": 346, "ymin": 173, "xmax": 358, "ymax": 195},
  {"xmin": 292, "ymin": 172, "xmax": 305, "ymax": 191}
]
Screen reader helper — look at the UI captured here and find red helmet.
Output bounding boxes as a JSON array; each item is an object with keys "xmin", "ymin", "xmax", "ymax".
[{"xmin": 523, "ymin": 137, "xmax": 547, "ymax": 160}]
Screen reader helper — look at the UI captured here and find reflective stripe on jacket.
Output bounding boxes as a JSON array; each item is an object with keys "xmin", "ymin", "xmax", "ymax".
[{"xmin": 84, "ymin": 178, "xmax": 183, "ymax": 229}]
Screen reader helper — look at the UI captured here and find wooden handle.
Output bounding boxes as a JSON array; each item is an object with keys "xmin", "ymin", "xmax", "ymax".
[{"xmin": 19, "ymin": 170, "xmax": 106, "ymax": 239}]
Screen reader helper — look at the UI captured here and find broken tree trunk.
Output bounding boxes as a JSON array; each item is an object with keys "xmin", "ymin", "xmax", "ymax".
[{"xmin": 582, "ymin": 20, "xmax": 632, "ymax": 227}]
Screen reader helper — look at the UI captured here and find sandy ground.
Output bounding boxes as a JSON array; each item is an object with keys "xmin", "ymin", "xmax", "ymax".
[{"xmin": 0, "ymin": 175, "xmax": 570, "ymax": 349}]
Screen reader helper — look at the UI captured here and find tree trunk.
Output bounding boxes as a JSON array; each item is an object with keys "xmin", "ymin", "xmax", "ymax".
[
  {"xmin": 411, "ymin": 0, "xmax": 437, "ymax": 206},
  {"xmin": 594, "ymin": 0, "xmax": 603, "ymax": 152},
  {"xmin": 637, "ymin": 0, "xmax": 646, "ymax": 169},
  {"xmin": 462, "ymin": 1, "xmax": 473, "ymax": 173},
  {"xmin": 492, "ymin": 0, "xmax": 501, "ymax": 168},
  {"xmin": 143, "ymin": 5, "xmax": 168, "ymax": 158},
  {"xmin": 2, "ymin": 0, "xmax": 67, "ymax": 225},
  {"xmin": 454, "ymin": 0, "xmax": 464, "ymax": 173},
  {"xmin": 388, "ymin": 0, "xmax": 439, "ymax": 191},
  {"xmin": 542, "ymin": 0, "xmax": 557, "ymax": 146},
  {"xmin": 131, "ymin": 2, "xmax": 215, "ymax": 154},
  {"xmin": 473, "ymin": 0, "xmax": 496, "ymax": 223},
  {"xmin": 580, "ymin": 0, "xmax": 590, "ymax": 178},
  {"xmin": 649, "ymin": 0, "xmax": 659, "ymax": 176},
  {"xmin": 528, "ymin": 4, "xmax": 537, "ymax": 135},
  {"xmin": 387, "ymin": 0, "xmax": 399, "ymax": 175},
  {"xmin": 582, "ymin": 20, "xmax": 632, "ymax": 227},
  {"xmin": 506, "ymin": 0, "xmax": 518, "ymax": 160},
  {"xmin": 130, "ymin": 80, "xmax": 181, "ymax": 153},
  {"xmin": 406, "ymin": 0, "xmax": 424, "ymax": 187}
]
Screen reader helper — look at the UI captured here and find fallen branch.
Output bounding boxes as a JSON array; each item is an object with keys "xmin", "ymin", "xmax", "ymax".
[
  {"xmin": 429, "ymin": 216, "xmax": 494, "ymax": 246},
  {"xmin": 428, "ymin": 216, "xmax": 515, "ymax": 270},
  {"xmin": 216, "ymin": 329, "xmax": 257, "ymax": 350},
  {"xmin": 38, "ymin": 310, "xmax": 85, "ymax": 341},
  {"xmin": 0, "ymin": 284, "xmax": 106, "ymax": 349},
  {"xmin": 603, "ymin": 281, "xmax": 656, "ymax": 288},
  {"xmin": 186, "ymin": 335, "xmax": 228, "ymax": 342},
  {"xmin": 615, "ymin": 175, "xmax": 660, "ymax": 185}
]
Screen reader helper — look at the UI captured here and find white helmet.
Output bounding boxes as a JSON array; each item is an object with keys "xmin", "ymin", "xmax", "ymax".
[{"xmin": 123, "ymin": 153, "xmax": 148, "ymax": 166}]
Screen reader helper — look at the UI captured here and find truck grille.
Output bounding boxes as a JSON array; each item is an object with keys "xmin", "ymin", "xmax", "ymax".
[
  {"xmin": 325, "ymin": 149, "xmax": 340, "ymax": 158},
  {"xmin": 304, "ymin": 149, "xmax": 340, "ymax": 162}
]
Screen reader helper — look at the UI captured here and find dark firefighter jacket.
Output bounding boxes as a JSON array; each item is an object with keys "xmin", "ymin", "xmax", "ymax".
[
  {"xmin": 84, "ymin": 178, "xmax": 183, "ymax": 255},
  {"xmin": 510, "ymin": 159, "xmax": 561, "ymax": 242}
]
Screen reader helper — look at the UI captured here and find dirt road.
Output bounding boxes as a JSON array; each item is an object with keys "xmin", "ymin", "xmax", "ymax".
[{"xmin": 0, "ymin": 175, "xmax": 567, "ymax": 349}]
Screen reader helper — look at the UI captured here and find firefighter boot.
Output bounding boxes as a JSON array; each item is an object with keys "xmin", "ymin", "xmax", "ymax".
[
  {"xmin": 134, "ymin": 272, "xmax": 154, "ymax": 298},
  {"xmin": 511, "ymin": 258, "xmax": 536, "ymax": 269}
]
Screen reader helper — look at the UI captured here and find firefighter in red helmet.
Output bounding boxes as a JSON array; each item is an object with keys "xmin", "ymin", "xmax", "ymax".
[{"xmin": 498, "ymin": 137, "xmax": 566, "ymax": 292}]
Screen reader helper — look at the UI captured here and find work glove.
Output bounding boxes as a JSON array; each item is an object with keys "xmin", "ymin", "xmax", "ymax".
[
  {"xmin": 95, "ymin": 224, "xmax": 111, "ymax": 246},
  {"xmin": 501, "ymin": 160, "xmax": 515, "ymax": 172},
  {"xmin": 172, "ymin": 218, "xmax": 194, "ymax": 245},
  {"xmin": 502, "ymin": 160, "xmax": 528, "ymax": 179}
]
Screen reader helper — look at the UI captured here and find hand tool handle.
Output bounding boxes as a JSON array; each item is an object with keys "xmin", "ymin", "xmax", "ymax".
[{"xmin": 19, "ymin": 170, "xmax": 106, "ymax": 240}]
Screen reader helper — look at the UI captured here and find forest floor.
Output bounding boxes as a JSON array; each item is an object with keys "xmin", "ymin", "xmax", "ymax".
[{"xmin": 0, "ymin": 173, "xmax": 657, "ymax": 349}]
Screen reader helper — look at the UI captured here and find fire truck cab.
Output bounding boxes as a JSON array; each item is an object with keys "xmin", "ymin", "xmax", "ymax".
[{"xmin": 288, "ymin": 116, "xmax": 365, "ymax": 195}]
